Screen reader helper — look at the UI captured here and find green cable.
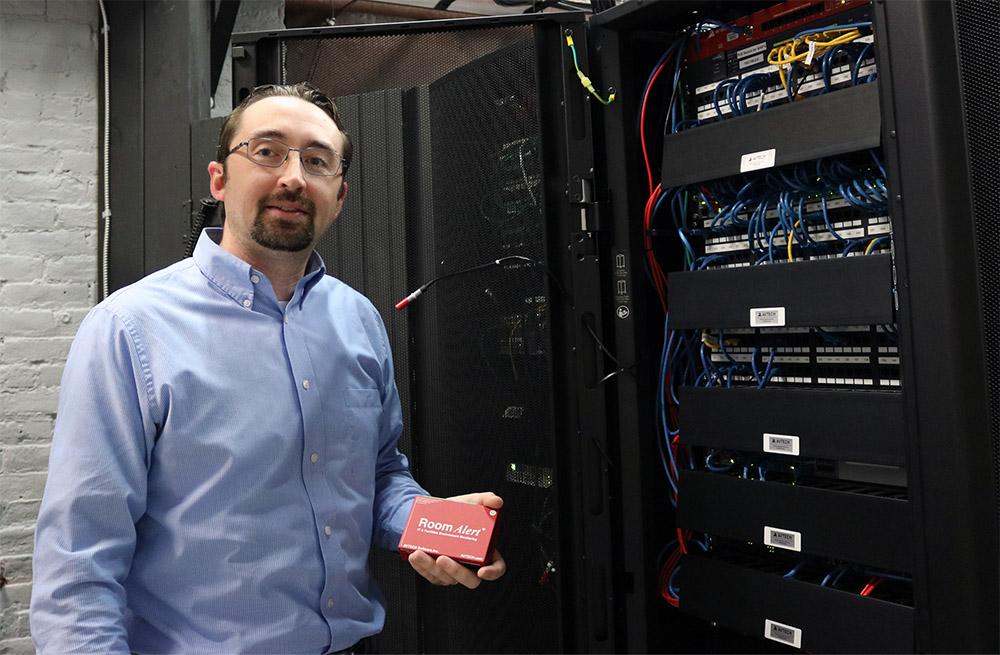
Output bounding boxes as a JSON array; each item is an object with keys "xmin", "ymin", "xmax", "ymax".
[{"xmin": 565, "ymin": 36, "xmax": 615, "ymax": 106}]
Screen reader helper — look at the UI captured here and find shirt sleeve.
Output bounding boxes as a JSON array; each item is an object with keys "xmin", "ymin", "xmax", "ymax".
[
  {"xmin": 370, "ymin": 313, "xmax": 428, "ymax": 552},
  {"xmin": 30, "ymin": 306, "xmax": 158, "ymax": 654}
]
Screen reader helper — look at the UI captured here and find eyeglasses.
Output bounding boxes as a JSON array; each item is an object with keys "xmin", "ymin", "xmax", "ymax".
[{"xmin": 227, "ymin": 137, "xmax": 346, "ymax": 177}]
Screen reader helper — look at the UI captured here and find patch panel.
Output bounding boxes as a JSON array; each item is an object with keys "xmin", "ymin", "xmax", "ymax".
[
  {"xmin": 684, "ymin": 0, "xmax": 875, "ymax": 126},
  {"xmin": 695, "ymin": 59, "xmax": 875, "ymax": 122}
]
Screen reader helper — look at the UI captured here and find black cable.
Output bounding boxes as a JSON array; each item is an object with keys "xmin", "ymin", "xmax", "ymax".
[
  {"xmin": 583, "ymin": 321, "xmax": 636, "ymax": 383},
  {"xmin": 186, "ymin": 198, "xmax": 220, "ymax": 258},
  {"xmin": 395, "ymin": 254, "xmax": 571, "ymax": 310}
]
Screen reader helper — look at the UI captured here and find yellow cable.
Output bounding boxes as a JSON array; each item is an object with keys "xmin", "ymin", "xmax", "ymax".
[
  {"xmin": 787, "ymin": 220, "xmax": 801, "ymax": 262},
  {"xmin": 565, "ymin": 36, "xmax": 615, "ymax": 106},
  {"xmin": 702, "ymin": 332, "xmax": 738, "ymax": 350},
  {"xmin": 767, "ymin": 28, "xmax": 864, "ymax": 94},
  {"xmin": 864, "ymin": 238, "xmax": 881, "ymax": 255}
]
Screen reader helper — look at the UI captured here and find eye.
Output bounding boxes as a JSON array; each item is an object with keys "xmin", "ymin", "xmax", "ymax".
[
  {"xmin": 250, "ymin": 139, "xmax": 285, "ymax": 160},
  {"xmin": 304, "ymin": 150, "xmax": 337, "ymax": 173},
  {"xmin": 308, "ymin": 156, "xmax": 331, "ymax": 169}
]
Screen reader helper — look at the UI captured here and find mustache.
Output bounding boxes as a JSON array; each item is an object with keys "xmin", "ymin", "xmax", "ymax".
[{"xmin": 259, "ymin": 192, "xmax": 315, "ymax": 215}]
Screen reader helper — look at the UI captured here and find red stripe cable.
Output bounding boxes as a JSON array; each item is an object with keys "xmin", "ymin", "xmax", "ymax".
[
  {"xmin": 676, "ymin": 527, "xmax": 688, "ymax": 555},
  {"xmin": 660, "ymin": 550, "xmax": 682, "ymax": 596},
  {"xmin": 860, "ymin": 576, "xmax": 882, "ymax": 597},
  {"xmin": 669, "ymin": 439, "xmax": 680, "ymax": 482},
  {"xmin": 640, "ymin": 58, "xmax": 672, "ymax": 196},
  {"xmin": 659, "ymin": 549, "xmax": 682, "ymax": 595},
  {"xmin": 699, "ymin": 184, "xmax": 721, "ymax": 218},
  {"xmin": 643, "ymin": 185, "xmax": 669, "ymax": 311}
]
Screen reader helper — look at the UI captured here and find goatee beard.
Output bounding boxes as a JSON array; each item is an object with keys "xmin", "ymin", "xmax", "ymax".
[{"xmin": 251, "ymin": 194, "xmax": 316, "ymax": 252}]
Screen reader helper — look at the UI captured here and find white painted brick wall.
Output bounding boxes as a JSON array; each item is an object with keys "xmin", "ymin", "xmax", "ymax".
[{"xmin": 0, "ymin": 1, "xmax": 98, "ymax": 651}]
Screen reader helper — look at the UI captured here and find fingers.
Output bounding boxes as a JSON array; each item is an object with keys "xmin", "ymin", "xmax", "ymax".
[
  {"xmin": 447, "ymin": 491, "xmax": 504, "ymax": 510},
  {"xmin": 436, "ymin": 556, "xmax": 481, "ymax": 589},
  {"xmin": 407, "ymin": 551, "xmax": 482, "ymax": 589},
  {"xmin": 408, "ymin": 550, "xmax": 455, "ymax": 586},
  {"xmin": 477, "ymin": 550, "xmax": 507, "ymax": 581}
]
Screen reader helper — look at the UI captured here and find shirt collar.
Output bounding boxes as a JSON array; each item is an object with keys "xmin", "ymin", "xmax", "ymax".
[{"xmin": 193, "ymin": 228, "xmax": 327, "ymax": 308}]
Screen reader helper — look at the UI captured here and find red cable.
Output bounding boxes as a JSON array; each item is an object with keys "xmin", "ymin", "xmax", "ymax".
[
  {"xmin": 644, "ymin": 52, "xmax": 689, "ymax": 614},
  {"xmin": 659, "ymin": 546, "xmax": 683, "ymax": 606},
  {"xmin": 860, "ymin": 576, "xmax": 882, "ymax": 597},
  {"xmin": 640, "ymin": 57, "xmax": 673, "ymax": 196},
  {"xmin": 643, "ymin": 184, "xmax": 669, "ymax": 312}
]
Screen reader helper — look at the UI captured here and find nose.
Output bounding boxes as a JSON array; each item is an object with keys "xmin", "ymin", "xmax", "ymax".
[{"xmin": 277, "ymin": 150, "xmax": 307, "ymax": 191}]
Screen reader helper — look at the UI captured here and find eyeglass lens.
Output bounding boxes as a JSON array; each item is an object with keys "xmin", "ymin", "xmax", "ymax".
[{"xmin": 247, "ymin": 138, "xmax": 341, "ymax": 176}]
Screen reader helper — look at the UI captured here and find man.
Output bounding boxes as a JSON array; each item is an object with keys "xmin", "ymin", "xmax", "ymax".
[{"xmin": 29, "ymin": 83, "xmax": 506, "ymax": 654}]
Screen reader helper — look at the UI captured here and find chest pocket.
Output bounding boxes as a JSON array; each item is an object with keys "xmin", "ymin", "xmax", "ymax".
[
  {"xmin": 328, "ymin": 388, "xmax": 381, "ymax": 483},
  {"xmin": 345, "ymin": 388, "xmax": 381, "ymax": 409}
]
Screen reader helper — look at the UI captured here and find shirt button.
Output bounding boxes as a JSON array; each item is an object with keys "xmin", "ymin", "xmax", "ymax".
[
  {"xmin": 242, "ymin": 298, "xmax": 252, "ymax": 308},
  {"xmin": 327, "ymin": 597, "xmax": 334, "ymax": 608},
  {"xmin": 302, "ymin": 379, "xmax": 310, "ymax": 390},
  {"xmin": 310, "ymin": 452, "xmax": 319, "ymax": 464},
  {"xmin": 250, "ymin": 274, "xmax": 260, "ymax": 284},
  {"xmin": 324, "ymin": 525, "xmax": 332, "ymax": 536}
]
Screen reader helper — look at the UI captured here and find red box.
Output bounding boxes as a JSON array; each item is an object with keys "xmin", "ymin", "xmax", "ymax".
[{"xmin": 398, "ymin": 496, "xmax": 500, "ymax": 567}]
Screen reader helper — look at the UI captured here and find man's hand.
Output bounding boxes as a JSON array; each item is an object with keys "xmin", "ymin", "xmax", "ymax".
[{"xmin": 407, "ymin": 491, "xmax": 507, "ymax": 589}]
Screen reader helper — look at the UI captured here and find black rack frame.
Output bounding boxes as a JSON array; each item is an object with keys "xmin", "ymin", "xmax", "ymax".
[
  {"xmin": 680, "ymin": 386, "xmax": 906, "ymax": 466},
  {"xmin": 591, "ymin": 0, "xmax": 999, "ymax": 652}
]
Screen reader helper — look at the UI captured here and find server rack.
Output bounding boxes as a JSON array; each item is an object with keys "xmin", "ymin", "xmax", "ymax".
[
  {"xmin": 591, "ymin": 0, "xmax": 999, "ymax": 652},
  {"xmin": 226, "ymin": 1, "xmax": 999, "ymax": 651}
]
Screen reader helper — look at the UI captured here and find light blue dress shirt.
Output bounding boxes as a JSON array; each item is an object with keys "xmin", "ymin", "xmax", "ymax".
[{"xmin": 30, "ymin": 228, "xmax": 427, "ymax": 654}]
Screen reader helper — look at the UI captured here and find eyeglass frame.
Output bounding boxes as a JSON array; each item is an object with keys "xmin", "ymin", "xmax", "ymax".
[{"xmin": 226, "ymin": 137, "xmax": 350, "ymax": 177}]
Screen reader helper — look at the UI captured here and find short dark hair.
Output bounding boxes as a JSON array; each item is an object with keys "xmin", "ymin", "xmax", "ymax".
[{"xmin": 215, "ymin": 82, "xmax": 353, "ymax": 176}]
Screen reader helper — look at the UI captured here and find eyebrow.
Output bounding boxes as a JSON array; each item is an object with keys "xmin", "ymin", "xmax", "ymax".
[{"xmin": 248, "ymin": 129, "xmax": 336, "ymax": 151}]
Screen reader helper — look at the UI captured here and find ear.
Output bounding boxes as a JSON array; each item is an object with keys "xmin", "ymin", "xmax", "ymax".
[
  {"xmin": 331, "ymin": 181, "xmax": 349, "ymax": 222},
  {"xmin": 208, "ymin": 161, "xmax": 226, "ymax": 202}
]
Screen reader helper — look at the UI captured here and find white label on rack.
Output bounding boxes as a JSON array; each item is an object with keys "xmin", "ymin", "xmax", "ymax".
[
  {"xmin": 694, "ymin": 81, "xmax": 719, "ymax": 96},
  {"xmin": 740, "ymin": 148, "xmax": 776, "ymax": 173},
  {"xmin": 804, "ymin": 40, "xmax": 818, "ymax": 66},
  {"xmin": 736, "ymin": 41, "xmax": 767, "ymax": 60},
  {"xmin": 764, "ymin": 526, "xmax": 802, "ymax": 552},
  {"xmin": 750, "ymin": 306, "xmax": 785, "ymax": 327},
  {"xmin": 739, "ymin": 53, "xmax": 764, "ymax": 70},
  {"xmin": 765, "ymin": 619, "xmax": 803, "ymax": 649},
  {"xmin": 763, "ymin": 433, "xmax": 800, "ymax": 456}
]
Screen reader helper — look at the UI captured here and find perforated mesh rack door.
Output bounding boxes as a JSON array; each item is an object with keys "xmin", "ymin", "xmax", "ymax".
[
  {"xmin": 954, "ymin": 0, "xmax": 1000, "ymax": 517},
  {"xmin": 279, "ymin": 22, "xmax": 566, "ymax": 654}
]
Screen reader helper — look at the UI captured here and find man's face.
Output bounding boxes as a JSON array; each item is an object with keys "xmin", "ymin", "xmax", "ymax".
[{"xmin": 208, "ymin": 96, "xmax": 348, "ymax": 255}]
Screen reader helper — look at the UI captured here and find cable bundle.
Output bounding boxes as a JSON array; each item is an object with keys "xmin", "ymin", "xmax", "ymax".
[
  {"xmin": 660, "ymin": 151, "xmax": 889, "ymax": 269},
  {"xmin": 767, "ymin": 22, "xmax": 873, "ymax": 96},
  {"xmin": 706, "ymin": 22, "xmax": 876, "ymax": 121}
]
